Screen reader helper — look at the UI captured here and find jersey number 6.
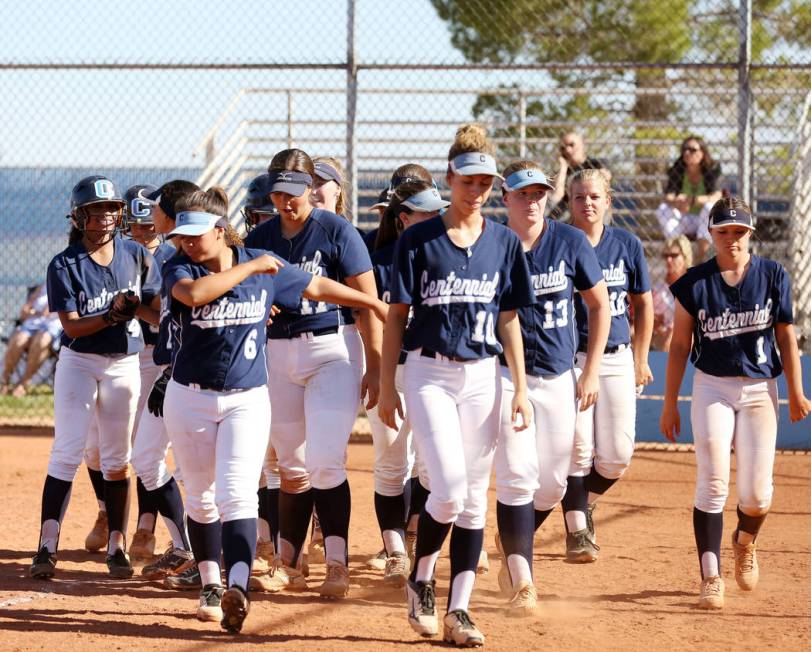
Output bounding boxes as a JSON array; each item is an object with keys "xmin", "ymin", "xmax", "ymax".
[{"xmin": 244, "ymin": 329, "xmax": 258, "ymax": 360}]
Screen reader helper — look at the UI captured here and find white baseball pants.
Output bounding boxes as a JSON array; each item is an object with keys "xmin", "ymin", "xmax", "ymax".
[
  {"xmin": 570, "ymin": 347, "xmax": 637, "ymax": 479},
  {"xmin": 691, "ymin": 370, "xmax": 778, "ymax": 514},
  {"xmin": 267, "ymin": 325, "xmax": 362, "ymax": 492},
  {"xmin": 163, "ymin": 380, "xmax": 270, "ymax": 524},
  {"xmin": 496, "ymin": 366, "xmax": 578, "ymax": 510},
  {"xmin": 404, "ymin": 350, "xmax": 500, "ymax": 530},
  {"xmin": 50, "ymin": 348, "xmax": 139, "ymax": 481}
]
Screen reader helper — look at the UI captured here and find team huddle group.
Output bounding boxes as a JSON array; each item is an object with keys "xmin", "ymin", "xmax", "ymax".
[{"xmin": 27, "ymin": 123, "xmax": 810, "ymax": 646}]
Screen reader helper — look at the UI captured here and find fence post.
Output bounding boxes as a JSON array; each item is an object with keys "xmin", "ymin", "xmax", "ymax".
[
  {"xmin": 518, "ymin": 91, "xmax": 527, "ymax": 159},
  {"xmin": 737, "ymin": 0, "xmax": 752, "ymax": 209},
  {"xmin": 346, "ymin": 0, "xmax": 359, "ymax": 225},
  {"xmin": 286, "ymin": 90, "xmax": 294, "ymax": 149}
]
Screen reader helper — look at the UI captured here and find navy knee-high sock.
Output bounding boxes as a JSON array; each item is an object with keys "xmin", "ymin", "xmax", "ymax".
[
  {"xmin": 39, "ymin": 475, "xmax": 73, "ymax": 552},
  {"xmin": 585, "ymin": 467, "xmax": 618, "ymax": 497},
  {"xmin": 257, "ymin": 486, "xmax": 271, "ymax": 539},
  {"xmin": 87, "ymin": 467, "xmax": 105, "ymax": 505},
  {"xmin": 736, "ymin": 506, "xmax": 767, "ymax": 541},
  {"xmin": 153, "ymin": 477, "xmax": 190, "ymax": 550},
  {"xmin": 409, "ymin": 511, "xmax": 452, "ymax": 583},
  {"xmin": 267, "ymin": 488, "xmax": 280, "ymax": 550},
  {"xmin": 374, "ymin": 491, "xmax": 406, "ymax": 554},
  {"xmin": 279, "ymin": 489, "xmax": 313, "ymax": 567},
  {"xmin": 562, "ymin": 475, "xmax": 588, "ymax": 530},
  {"xmin": 103, "ymin": 478, "xmax": 130, "ymax": 543},
  {"xmin": 312, "ymin": 480, "xmax": 351, "ymax": 564},
  {"xmin": 496, "ymin": 501, "xmax": 534, "ymax": 581},
  {"xmin": 136, "ymin": 476, "xmax": 158, "ymax": 532},
  {"xmin": 187, "ymin": 518, "xmax": 222, "ymax": 584},
  {"xmin": 222, "ymin": 518, "xmax": 256, "ymax": 590},
  {"xmin": 447, "ymin": 525, "xmax": 484, "ymax": 612},
  {"xmin": 408, "ymin": 479, "xmax": 430, "ymax": 528},
  {"xmin": 534, "ymin": 508, "xmax": 553, "ymax": 531},
  {"xmin": 693, "ymin": 508, "xmax": 723, "ymax": 579}
]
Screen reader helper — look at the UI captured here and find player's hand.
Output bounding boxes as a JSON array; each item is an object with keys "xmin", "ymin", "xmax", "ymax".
[
  {"xmin": 378, "ymin": 385, "xmax": 404, "ymax": 430},
  {"xmin": 372, "ymin": 299, "xmax": 389, "ymax": 324},
  {"xmin": 577, "ymin": 369, "xmax": 599, "ymax": 412},
  {"xmin": 557, "ymin": 155, "xmax": 569, "ymax": 171},
  {"xmin": 511, "ymin": 390, "xmax": 532, "ymax": 432},
  {"xmin": 361, "ymin": 368, "xmax": 380, "ymax": 410},
  {"xmin": 659, "ymin": 402, "xmax": 680, "ymax": 442},
  {"xmin": 148, "ymin": 367, "xmax": 171, "ymax": 417},
  {"xmin": 788, "ymin": 394, "xmax": 811, "ymax": 423},
  {"xmin": 635, "ymin": 362, "xmax": 653, "ymax": 388},
  {"xmin": 252, "ymin": 254, "xmax": 284, "ymax": 275},
  {"xmin": 266, "ymin": 304, "xmax": 281, "ymax": 326},
  {"xmin": 104, "ymin": 290, "xmax": 140, "ymax": 325}
]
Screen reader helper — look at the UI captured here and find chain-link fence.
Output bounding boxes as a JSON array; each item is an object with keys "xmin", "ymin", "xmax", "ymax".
[{"xmin": 1, "ymin": 0, "xmax": 809, "ymax": 425}]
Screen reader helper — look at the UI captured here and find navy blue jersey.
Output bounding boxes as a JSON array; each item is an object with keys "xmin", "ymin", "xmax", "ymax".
[
  {"xmin": 363, "ymin": 227, "xmax": 379, "ymax": 254},
  {"xmin": 245, "ymin": 208, "xmax": 372, "ymax": 338},
  {"xmin": 371, "ymin": 242, "xmax": 396, "ymax": 303},
  {"xmin": 670, "ymin": 255, "xmax": 792, "ymax": 379},
  {"xmin": 141, "ymin": 242, "xmax": 176, "ymax": 348},
  {"xmin": 47, "ymin": 235, "xmax": 160, "ymax": 355},
  {"xmin": 574, "ymin": 226, "xmax": 650, "ymax": 348},
  {"xmin": 513, "ymin": 220, "xmax": 603, "ymax": 376},
  {"xmin": 163, "ymin": 247, "xmax": 312, "ymax": 391},
  {"xmin": 390, "ymin": 216, "xmax": 534, "ymax": 360}
]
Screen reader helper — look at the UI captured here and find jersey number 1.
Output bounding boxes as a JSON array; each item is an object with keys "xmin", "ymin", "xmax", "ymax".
[{"xmin": 756, "ymin": 335, "xmax": 767, "ymax": 364}]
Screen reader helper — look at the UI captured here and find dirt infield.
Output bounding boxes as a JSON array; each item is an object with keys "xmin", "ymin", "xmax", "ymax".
[{"xmin": 1, "ymin": 433, "xmax": 809, "ymax": 651}]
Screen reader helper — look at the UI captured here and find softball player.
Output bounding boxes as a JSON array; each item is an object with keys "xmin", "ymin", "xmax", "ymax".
[
  {"xmin": 244, "ymin": 149, "xmax": 384, "ymax": 600},
  {"xmin": 311, "ymin": 157, "xmax": 348, "ymax": 218},
  {"xmin": 30, "ymin": 175, "xmax": 160, "ymax": 581},
  {"xmin": 368, "ymin": 180, "xmax": 449, "ymax": 586},
  {"xmin": 161, "ymin": 188, "xmax": 386, "ymax": 631},
  {"xmin": 378, "ymin": 124, "xmax": 534, "ymax": 647},
  {"xmin": 493, "ymin": 162, "xmax": 610, "ymax": 615},
  {"xmin": 660, "ymin": 197, "xmax": 810, "ymax": 609},
  {"xmin": 562, "ymin": 168, "xmax": 653, "ymax": 561},
  {"xmin": 121, "ymin": 183, "xmax": 198, "ymax": 578}
]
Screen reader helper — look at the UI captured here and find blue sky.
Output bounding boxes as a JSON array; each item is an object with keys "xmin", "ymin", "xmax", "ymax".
[{"xmin": 0, "ymin": 0, "xmax": 474, "ymax": 167}]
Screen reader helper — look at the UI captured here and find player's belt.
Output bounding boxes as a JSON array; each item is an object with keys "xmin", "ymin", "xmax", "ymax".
[
  {"xmin": 269, "ymin": 325, "xmax": 341, "ymax": 340},
  {"xmin": 420, "ymin": 348, "xmax": 472, "ymax": 363},
  {"xmin": 398, "ymin": 351, "xmax": 408, "ymax": 365},
  {"xmin": 577, "ymin": 342, "xmax": 630, "ymax": 355}
]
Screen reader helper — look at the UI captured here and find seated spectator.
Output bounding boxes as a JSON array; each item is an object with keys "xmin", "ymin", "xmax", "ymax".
[
  {"xmin": 549, "ymin": 130, "xmax": 610, "ymax": 220},
  {"xmin": 656, "ymin": 136, "xmax": 722, "ymax": 260},
  {"xmin": 1, "ymin": 284, "xmax": 62, "ymax": 397},
  {"xmin": 651, "ymin": 235, "xmax": 692, "ymax": 352}
]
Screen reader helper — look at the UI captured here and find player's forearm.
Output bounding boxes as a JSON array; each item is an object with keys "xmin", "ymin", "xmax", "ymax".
[
  {"xmin": 305, "ymin": 276, "xmax": 381, "ymax": 313},
  {"xmin": 663, "ymin": 340, "xmax": 690, "ymax": 406},
  {"xmin": 136, "ymin": 304, "xmax": 159, "ymax": 326},
  {"xmin": 355, "ymin": 305, "xmax": 383, "ymax": 371},
  {"xmin": 59, "ymin": 312, "xmax": 112, "ymax": 339},
  {"xmin": 380, "ymin": 306, "xmax": 408, "ymax": 393},
  {"xmin": 172, "ymin": 262, "xmax": 257, "ymax": 307},
  {"xmin": 497, "ymin": 310, "xmax": 527, "ymax": 394},
  {"xmin": 776, "ymin": 323, "xmax": 806, "ymax": 400},
  {"xmin": 631, "ymin": 292, "xmax": 654, "ymax": 364},
  {"xmin": 582, "ymin": 286, "xmax": 610, "ymax": 377}
]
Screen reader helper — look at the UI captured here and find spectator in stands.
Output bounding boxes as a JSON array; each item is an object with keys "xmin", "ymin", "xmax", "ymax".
[
  {"xmin": 651, "ymin": 235, "xmax": 692, "ymax": 352},
  {"xmin": 311, "ymin": 156, "xmax": 351, "ymax": 220},
  {"xmin": 549, "ymin": 131, "xmax": 609, "ymax": 220},
  {"xmin": 1, "ymin": 284, "xmax": 62, "ymax": 397},
  {"xmin": 656, "ymin": 136, "xmax": 723, "ymax": 261}
]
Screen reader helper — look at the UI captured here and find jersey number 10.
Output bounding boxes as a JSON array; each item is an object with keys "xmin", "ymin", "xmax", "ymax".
[{"xmin": 472, "ymin": 310, "xmax": 497, "ymax": 345}]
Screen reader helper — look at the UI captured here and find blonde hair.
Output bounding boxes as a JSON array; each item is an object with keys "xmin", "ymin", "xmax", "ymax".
[
  {"xmin": 314, "ymin": 156, "xmax": 349, "ymax": 220},
  {"xmin": 175, "ymin": 187, "xmax": 243, "ymax": 246},
  {"xmin": 567, "ymin": 168, "xmax": 612, "ymax": 198},
  {"xmin": 448, "ymin": 123, "xmax": 496, "ymax": 160},
  {"xmin": 664, "ymin": 235, "xmax": 693, "ymax": 268}
]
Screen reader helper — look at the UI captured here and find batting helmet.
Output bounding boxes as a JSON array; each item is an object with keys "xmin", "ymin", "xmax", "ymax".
[
  {"xmin": 123, "ymin": 184, "xmax": 158, "ymax": 229},
  {"xmin": 243, "ymin": 173, "xmax": 277, "ymax": 231},
  {"xmin": 68, "ymin": 175, "xmax": 126, "ymax": 231}
]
